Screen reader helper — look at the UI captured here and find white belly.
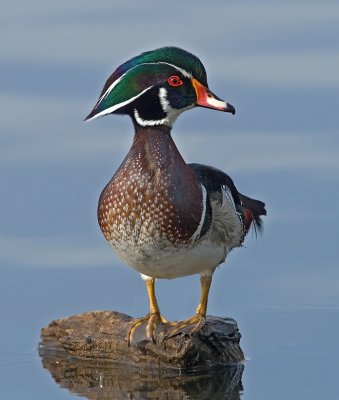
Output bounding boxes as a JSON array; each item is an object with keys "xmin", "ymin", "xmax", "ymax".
[{"xmin": 110, "ymin": 238, "xmax": 227, "ymax": 279}]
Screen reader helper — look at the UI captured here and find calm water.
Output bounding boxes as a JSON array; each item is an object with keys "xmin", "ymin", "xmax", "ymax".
[
  {"xmin": 1, "ymin": 1, "xmax": 339, "ymax": 398},
  {"xmin": 1, "ymin": 263, "xmax": 338, "ymax": 399}
]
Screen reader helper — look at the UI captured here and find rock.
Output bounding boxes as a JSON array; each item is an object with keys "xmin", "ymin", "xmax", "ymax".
[{"xmin": 39, "ymin": 311, "xmax": 244, "ymax": 370}]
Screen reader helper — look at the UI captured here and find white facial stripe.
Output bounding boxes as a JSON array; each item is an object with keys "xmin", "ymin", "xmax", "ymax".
[
  {"xmin": 158, "ymin": 87, "xmax": 194, "ymax": 126},
  {"xmin": 98, "ymin": 74, "xmax": 124, "ymax": 104},
  {"xmin": 88, "ymin": 61, "xmax": 192, "ymax": 123},
  {"xmin": 191, "ymin": 184, "xmax": 207, "ymax": 242},
  {"xmin": 86, "ymin": 86, "xmax": 154, "ymax": 121},
  {"xmin": 133, "ymin": 88, "xmax": 194, "ymax": 127},
  {"xmin": 158, "ymin": 87, "xmax": 170, "ymax": 112},
  {"xmin": 157, "ymin": 62, "xmax": 192, "ymax": 79},
  {"xmin": 98, "ymin": 62, "xmax": 191, "ymax": 104}
]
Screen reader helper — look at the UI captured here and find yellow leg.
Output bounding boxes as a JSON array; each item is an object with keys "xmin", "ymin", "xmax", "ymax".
[
  {"xmin": 166, "ymin": 275, "xmax": 212, "ymax": 338},
  {"xmin": 146, "ymin": 277, "xmax": 161, "ymax": 315},
  {"xmin": 128, "ymin": 278, "xmax": 168, "ymax": 345},
  {"xmin": 196, "ymin": 275, "xmax": 212, "ymax": 317}
]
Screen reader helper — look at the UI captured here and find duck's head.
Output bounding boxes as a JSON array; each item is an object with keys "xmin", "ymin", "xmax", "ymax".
[{"xmin": 85, "ymin": 46, "xmax": 235, "ymax": 127}]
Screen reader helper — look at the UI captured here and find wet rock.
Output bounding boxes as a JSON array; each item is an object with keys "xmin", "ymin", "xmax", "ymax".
[{"xmin": 40, "ymin": 311, "xmax": 244, "ymax": 370}]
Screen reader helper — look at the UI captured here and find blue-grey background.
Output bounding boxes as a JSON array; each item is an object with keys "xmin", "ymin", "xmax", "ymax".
[{"xmin": 1, "ymin": 1, "xmax": 338, "ymax": 398}]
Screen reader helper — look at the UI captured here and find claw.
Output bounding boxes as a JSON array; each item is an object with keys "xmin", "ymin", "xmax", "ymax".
[
  {"xmin": 165, "ymin": 314, "xmax": 206, "ymax": 339},
  {"xmin": 128, "ymin": 277, "xmax": 169, "ymax": 345},
  {"xmin": 165, "ymin": 275, "xmax": 212, "ymax": 339},
  {"xmin": 128, "ymin": 275, "xmax": 213, "ymax": 344},
  {"xmin": 128, "ymin": 313, "xmax": 168, "ymax": 346}
]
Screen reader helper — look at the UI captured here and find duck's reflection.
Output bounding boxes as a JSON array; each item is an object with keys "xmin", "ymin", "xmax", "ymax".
[{"xmin": 40, "ymin": 351, "xmax": 244, "ymax": 399}]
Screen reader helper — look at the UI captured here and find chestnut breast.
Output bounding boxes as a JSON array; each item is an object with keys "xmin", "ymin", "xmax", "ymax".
[{"xmin": 98, "ymin": 129, "xmax": 203, "ymax": 254}]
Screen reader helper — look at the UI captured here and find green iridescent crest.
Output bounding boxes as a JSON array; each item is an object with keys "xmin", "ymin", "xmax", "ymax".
[
  {"xmin": 121, "ymin": 47, "xmax": 206, "ymax": 82},
  {"xmin": 86, "ymin": 63, "xmax": 182, "ymax": 120},
  {"xmin": 85, "ymin": 47, "xmax": 208, "ymax": 121}
]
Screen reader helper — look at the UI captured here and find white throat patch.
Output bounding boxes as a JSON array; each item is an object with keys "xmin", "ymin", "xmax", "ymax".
[
  {"xmin": 133, "ymin": 108, "xmax": 169, "ymax": 127},
  {"xmin": 133, "ymin": 87, "xmax": 192, "ymax": 127},
  {"xmin": 134, "ymin": 88, "xmax": 194, "ymax": 126},
  {"xmin": 160, "ymin": 87, "xmax": 193, "ymax": 125}
]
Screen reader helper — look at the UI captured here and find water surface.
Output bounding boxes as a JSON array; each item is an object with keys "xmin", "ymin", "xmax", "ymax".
[{"xmin": 1, "ymin": 1, "xmax": 339, "ymax": 398}]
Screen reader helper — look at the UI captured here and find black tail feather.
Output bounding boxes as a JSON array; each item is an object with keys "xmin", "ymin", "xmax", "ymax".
[{"xmin": 239, "ymin": 193, "xmax": 267, "ymax": 235}]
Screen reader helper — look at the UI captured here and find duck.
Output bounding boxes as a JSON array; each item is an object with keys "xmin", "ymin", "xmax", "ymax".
[{"xmin": 85, "ymin": 46, "xmax": 266, "ymax": 344}]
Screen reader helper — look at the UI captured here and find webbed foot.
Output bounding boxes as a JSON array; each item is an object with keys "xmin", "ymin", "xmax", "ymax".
[
  {"xmin": 128, "ymin": 313, "xmax": 168, "ymax": 346},
  {"xmin": 164, "ymin": 314, "xmax": 206, "ymax": 339}
]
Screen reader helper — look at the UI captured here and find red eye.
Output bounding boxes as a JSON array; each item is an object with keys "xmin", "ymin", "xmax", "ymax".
[{"xmin": 168, "ymin": 75, "xmax": 183, "ymax": 87}]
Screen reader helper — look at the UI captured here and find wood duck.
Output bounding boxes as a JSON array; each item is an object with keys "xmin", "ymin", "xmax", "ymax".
[{"xmin": 85, "ymin": 46, "xmax": 266, "ymax": 344}]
